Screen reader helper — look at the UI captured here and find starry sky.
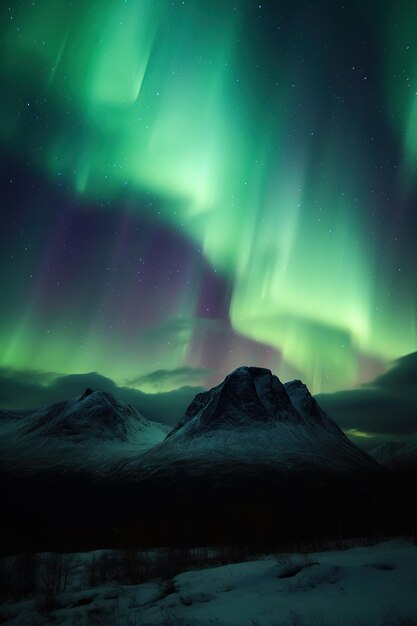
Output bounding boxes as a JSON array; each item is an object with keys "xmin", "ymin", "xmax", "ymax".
[{"xmin": 0, "ymin": 0, "xmax": 416, "ymax": 402}]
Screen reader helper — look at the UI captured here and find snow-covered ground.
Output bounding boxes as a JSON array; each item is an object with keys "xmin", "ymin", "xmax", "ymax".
[{"xmin": 1, "ymin": 540, "xmax": 417, "ymax": 625}]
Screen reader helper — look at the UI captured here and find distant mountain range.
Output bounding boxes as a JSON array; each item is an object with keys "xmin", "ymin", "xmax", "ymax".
[
  {"xmin": 0, "ymin": 367, "xmax": 410, "ymax": 552},
  {"xmin": 370, "ymin": 441, "xmax": 417, "ymax": 469}
]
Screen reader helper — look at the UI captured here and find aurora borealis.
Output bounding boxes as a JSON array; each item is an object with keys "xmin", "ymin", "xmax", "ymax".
[{"xmin": 0, "ymin": 0, "xmax": 416, "ymax": 397}]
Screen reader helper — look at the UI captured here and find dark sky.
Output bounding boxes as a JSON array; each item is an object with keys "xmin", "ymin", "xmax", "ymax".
[{"xmin": 0, "ymin": 1, "xmax": 416, "ymax": 437}]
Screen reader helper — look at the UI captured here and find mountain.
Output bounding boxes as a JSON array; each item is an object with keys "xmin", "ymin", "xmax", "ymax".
[
  {"xmin": 0, "ymin": 388, "xmax": 169, "ymax": 472},
  {"xmin": 115, "ymin": 367, "xmax": 403, "ymax": 547},
  {"xmin": 0, "ymin": 369, "xmax": 408, "ymax": 553},
  {"xmin": 19, "ymin": 387, "xmax": 167, "ymax": 443},
  {"xmin": 127, "ymin": 366, "xmax": 380, "ymax": 474},
  {"xmin": 370, "ymin": 442, "xmax": 417, "ymax": 469}
]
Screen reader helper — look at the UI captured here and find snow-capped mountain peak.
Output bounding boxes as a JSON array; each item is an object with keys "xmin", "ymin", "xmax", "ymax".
[
  {"xmin": 0, "ymin": 389, "xmax": 170, "ymax": 472},
  {"xmin": 20, "ymin": 388, "xmax": 146, "ymax": 442}
]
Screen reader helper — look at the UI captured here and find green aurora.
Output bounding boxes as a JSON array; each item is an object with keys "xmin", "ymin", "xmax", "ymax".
[{"xmin": 0, "ymin": 0, "xmax": 416, "ymax": 395}]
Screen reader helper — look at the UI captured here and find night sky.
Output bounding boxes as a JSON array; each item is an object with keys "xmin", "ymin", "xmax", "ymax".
[{"xmin": 1, "ymin": 0, "xmax": 416, "ymax": 404}]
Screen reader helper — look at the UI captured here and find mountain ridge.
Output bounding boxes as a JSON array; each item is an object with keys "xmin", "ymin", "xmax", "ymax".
[
  {"xmin": 0, "ymin": 366, "xmax": 407, "ymax": 551},
  {"xmin": 124, "ymin": 366, "xmax": 382, "ymax": 477},
  {"xmin": 0, "ymin": 388, "xmax": 169, "ymax": 473}
]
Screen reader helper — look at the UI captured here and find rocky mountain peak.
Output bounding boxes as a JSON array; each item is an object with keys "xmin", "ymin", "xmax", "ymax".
[
  {"xmin": 168, "ymin": 366, "xmax": 309, "ymax": 437},
  {"xmin": 284, "ymin": 379, "xmax": 326, "ymax": 424}
]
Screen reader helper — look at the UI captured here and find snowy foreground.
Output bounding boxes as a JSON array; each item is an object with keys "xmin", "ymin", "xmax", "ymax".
[{"xmin": 1, "ymin": 540, "xmax": 417, "ymax": 625}]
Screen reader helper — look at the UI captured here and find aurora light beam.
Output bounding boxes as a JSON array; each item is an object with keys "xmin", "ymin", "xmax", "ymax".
[{"xmin": 0, "ymin": 0, "xmax": 416, "ymax": 394}]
